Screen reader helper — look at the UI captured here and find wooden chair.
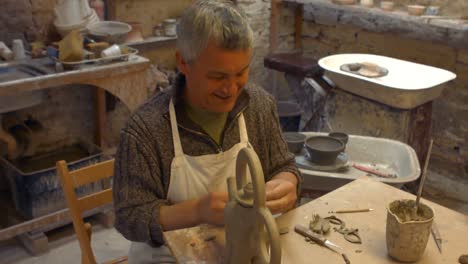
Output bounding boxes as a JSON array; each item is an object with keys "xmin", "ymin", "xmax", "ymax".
[{"xmin": 56, "ymin": 159, "xmax": 128, "ymax": 264}]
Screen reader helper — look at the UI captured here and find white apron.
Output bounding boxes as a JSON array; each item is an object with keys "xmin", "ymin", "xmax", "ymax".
[
  {"xmin": 167, "ymin": 99, "xmax": 250, "ymax": 202},
  {"xmin": 129, "ymin": 99, "xmax": 250, "ymax": 263}
]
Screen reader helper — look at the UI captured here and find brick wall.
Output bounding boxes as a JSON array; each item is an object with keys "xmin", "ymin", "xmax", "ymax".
[
  {"xmin": 0, "ymin": 1, "xmax": 130, "ymax": 155},
  {"xmin": 0, "ymin": 0, "xmax": 57, "ymax": 45},
  {"xmin": 238, "ymin": 0, "xmax": 272, "ymax": 87},
  {"xmin": 277, "ymin": 2, "xmax": 468, "ymax": 203}
]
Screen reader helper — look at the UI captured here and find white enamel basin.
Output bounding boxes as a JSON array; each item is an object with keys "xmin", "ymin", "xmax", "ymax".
[{"xmin": 318, "ymin": 54, "xmax": 457, "ymax": 109}]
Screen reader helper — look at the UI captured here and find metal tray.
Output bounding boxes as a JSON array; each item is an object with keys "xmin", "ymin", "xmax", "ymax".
[
  {"xmin": 296, "ymin": 132, "xmax": 421, "ymax": 191},
  {"xmin": 54, "ymin": 47, "xmax": 138, "ymax": 70}
]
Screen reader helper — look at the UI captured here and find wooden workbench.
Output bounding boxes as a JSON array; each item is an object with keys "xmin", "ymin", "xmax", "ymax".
[{"xmin": 164, "ymin": 178, "xmax": 468, "ymax": 263}]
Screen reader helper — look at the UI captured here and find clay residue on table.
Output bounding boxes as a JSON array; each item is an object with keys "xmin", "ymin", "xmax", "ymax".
[{"xmin": 389, "ymin": 200, "xmax": 433, "ymax": 222}]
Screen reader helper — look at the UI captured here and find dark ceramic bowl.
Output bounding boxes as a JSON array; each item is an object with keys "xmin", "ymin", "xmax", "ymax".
[
  {"xmin": 305, "ymin": 136, "xmax": 345, "ymax": 165},
  {"xmin": 328, "ymin": 132, "xmax": 349, "ymax": 145},
  {"xmin": 283, "ymin": 132, "xmax": 306, "ymax": 154}
]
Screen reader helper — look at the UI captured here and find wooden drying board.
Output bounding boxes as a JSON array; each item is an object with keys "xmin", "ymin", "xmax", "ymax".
[
  {"xmin": 164, "ymin": 224, "xmax": 226, "ymax": 263},
  {"xmin": 164, "ymin": 178, "xmax": 468, "ymax": 263}
]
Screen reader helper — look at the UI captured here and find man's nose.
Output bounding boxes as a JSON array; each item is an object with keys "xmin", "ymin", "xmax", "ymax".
[{"xmin": 221, "ymin": 77, "xmax": 238, "ymax": 93}]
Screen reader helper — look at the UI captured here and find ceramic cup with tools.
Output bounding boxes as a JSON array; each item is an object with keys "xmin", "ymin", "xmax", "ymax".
[{"xmin": 386, "ymin": 199, "xmax": 434, "ymax": 262}]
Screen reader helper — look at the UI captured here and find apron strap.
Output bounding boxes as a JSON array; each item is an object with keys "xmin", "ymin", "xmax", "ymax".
[
  {"xmin": 238, "ymin": 113, "xmax": 249, "ymax": 143},
  {"xmin": 169, "ymin": 99, "xmax": 184, "ymax": 157}
]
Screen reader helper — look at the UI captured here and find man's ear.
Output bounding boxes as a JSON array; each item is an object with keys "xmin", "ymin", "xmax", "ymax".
[{"xmin": 176, "ymin": 50, "xmax": 188, "ymax": 75}]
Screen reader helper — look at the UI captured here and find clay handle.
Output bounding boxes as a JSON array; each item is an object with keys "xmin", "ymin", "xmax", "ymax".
[
  {"xmin": 258, "ymin": 207, "xmax": 281, "ymax": 264},
  {"xmin": 235, "ymin": 147, "xmax": 266, "ymax": 207}
]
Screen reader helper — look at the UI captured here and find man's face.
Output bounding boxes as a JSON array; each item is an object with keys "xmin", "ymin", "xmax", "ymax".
[{"xmin": 176, "ymin": 40, "xmax": 251, "ymax": 113}]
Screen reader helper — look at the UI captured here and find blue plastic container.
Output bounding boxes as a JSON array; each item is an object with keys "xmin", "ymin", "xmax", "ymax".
[{"xmin": 0, "ymin": 141, "xmax": 103, "ymax": 219}]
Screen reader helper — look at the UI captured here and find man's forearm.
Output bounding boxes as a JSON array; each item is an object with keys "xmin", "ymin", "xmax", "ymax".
[
  {"xmin": 272, "ymin": 171, "xmax": 298, "ymax": 186},
  {"xmin": 159, "ymin": 199, "xmax": 201, "ymax": 231}
]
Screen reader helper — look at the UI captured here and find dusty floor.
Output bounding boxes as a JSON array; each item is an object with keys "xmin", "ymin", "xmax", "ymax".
[
  {"xmin": 1, "ymin": 220, "xmax": 131, "ymax": 264},
  {"xmin": 1, "ymin": 191, "xmax": 466, "ymax": 264}
]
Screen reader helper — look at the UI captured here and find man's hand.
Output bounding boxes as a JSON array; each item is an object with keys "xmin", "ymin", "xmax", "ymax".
[
  {"xmin": 265, "ymin": 172, "xmax": 298, "ymax": 214},
  {"xmin": 196, "ymin": 192, "xmax": 228, "ymax": 226}
]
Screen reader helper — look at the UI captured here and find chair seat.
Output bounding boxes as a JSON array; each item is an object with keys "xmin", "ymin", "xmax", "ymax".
[
  {"xmin": 102, "ymin": 256, "xmax": 128, "ymax": 264},
  {"xmin": 264, "ymin": 52, "xmax": 323, "ymax": 77}
]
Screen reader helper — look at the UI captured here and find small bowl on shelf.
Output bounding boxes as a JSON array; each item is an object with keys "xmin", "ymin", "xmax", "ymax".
[{"xmin": 87, "ymin": 21, "xmax": 132, "ymax": 44}]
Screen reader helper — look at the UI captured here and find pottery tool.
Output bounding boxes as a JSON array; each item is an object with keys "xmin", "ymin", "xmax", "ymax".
[
  {"xmin": 328, "ymin": 208, "xmax": 373, "ymax": 214},
  {"xmin": 294, "ymin": 225, "xmax": 342, "ymax": 253},
  {"xmin": 352, "ymin": 164, "xmax": 397, "ymax": 178},
  {"xmin": 414, "ymin": 139, "xmax": 434, "ymax": 215},
  {"xmin": 342, "ymin": 253, "xmax": 351, "ymax": 264},
  {"xmin": 431, "ymin": 222, "xmax": 442, "ymax": 253}
]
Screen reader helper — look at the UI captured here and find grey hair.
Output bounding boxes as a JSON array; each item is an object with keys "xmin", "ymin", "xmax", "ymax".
[{"xmin": 176, "ymin": 0, "xmax": 253, "ymax": 63}]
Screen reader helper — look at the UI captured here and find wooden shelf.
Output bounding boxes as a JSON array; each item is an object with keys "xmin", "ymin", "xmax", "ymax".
[{"xmin": 126, "ymin": 36, "xmax": 177, "ymax": 47}]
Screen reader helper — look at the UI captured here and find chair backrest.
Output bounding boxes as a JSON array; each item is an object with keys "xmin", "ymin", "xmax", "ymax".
[{"xmin": 57, "ymin": 159, "xmax": 115, "ymax": 264}]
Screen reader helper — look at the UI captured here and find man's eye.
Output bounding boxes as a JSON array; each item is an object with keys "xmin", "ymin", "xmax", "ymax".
[{"xmin": 209, "ymin": 75, "xmax": 225, "ymax": 80}]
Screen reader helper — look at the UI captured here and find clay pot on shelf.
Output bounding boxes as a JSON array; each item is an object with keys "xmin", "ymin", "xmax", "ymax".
[
  {"xmin": 360, "ymin": 0, "xmax": 374, "ymax": 7},
  {"xmin": 407, "ymin": 5, "xmax": 426, "ymax": 16},
  {"xmin": 125, "ymin": 22, "xmax": 144, "ymax": 43},
  {"xmin": 380, "ymin": 1, "xmax": 394, "ymax": 11},
  {"xmin": 332, "ymin": 0, "xmax": 356, "ymax": 5}
]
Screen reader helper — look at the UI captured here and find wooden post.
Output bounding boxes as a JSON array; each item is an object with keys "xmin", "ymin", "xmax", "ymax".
[
  {"xmin": 18, "ymin": 231, "xmax": 49, "ymax": 255},
  {"xmin": 94, "ymin": 87, "xmax": 106, "ymax": 148},
  {"xmin": 104, "ymin": 0, "xmax": 117, "ymax": 21},
  {"xmin": 270, "ymin": 0, "xmax": 280, "ymax": 53},
  {"xmin": 295, "ymin": 4, "xmax": 304, "ymax": 51},
  {"xmin": 406, "ymin": 101, "xmax": 433, "ymax": 193}
]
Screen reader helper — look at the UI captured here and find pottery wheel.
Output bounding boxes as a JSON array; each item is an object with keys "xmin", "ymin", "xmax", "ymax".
[
  {"xmin": 295, "ymin": 151, "xmax": 349, "ymax": 172},
  {"xmin": 340, "ymin": 62, "xmax": 389, "ymax": 78}
]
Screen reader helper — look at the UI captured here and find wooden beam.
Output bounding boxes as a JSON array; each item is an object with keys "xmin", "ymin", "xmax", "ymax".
[
  {"xmin": 295, "ymin": 4, "xmax": 304, "ymax": 50},
  {"xmin": 0, "ymin": 205, "xmax": 111, "ymax": 241}
]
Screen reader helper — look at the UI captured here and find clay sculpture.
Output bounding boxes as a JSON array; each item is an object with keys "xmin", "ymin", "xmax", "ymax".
[{"xmin": 224, "ymin": 147, "xmax": 281, "ymax": 264}]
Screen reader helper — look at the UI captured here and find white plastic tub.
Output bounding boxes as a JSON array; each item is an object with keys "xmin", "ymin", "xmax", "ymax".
[
  {"xmin": 297, "ymin": 132, "xmax": 421, "ymax": 191},
  {"xmin": 318, "ymin": 54, "xmax": 456, "ymax": 109}
]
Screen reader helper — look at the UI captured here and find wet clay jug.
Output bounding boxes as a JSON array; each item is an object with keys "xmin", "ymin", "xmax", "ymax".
[{"xmin": 225, "ymin": 147, "xmax": 281, "ymax": 264}]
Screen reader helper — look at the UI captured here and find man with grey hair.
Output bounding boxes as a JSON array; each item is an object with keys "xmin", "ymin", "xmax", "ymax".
[{"xmin": 113, "ymin": 0, "xmax": 301, "ymax": 262}]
